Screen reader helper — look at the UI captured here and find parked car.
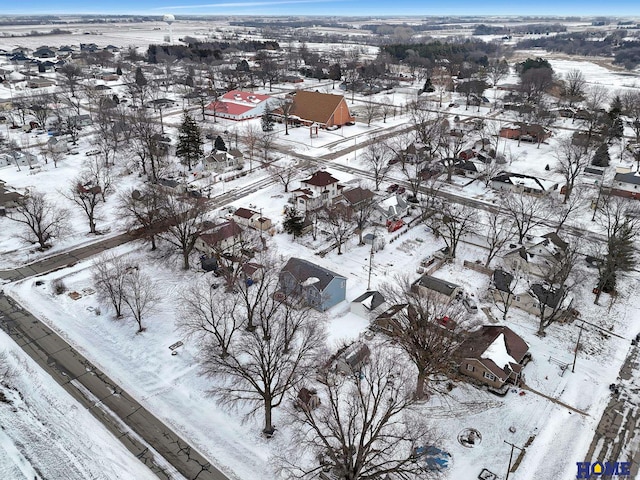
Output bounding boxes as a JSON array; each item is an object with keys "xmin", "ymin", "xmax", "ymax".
[
  {"xmin": 462, "ymin": 297, "xmax": 478, "ymax": 314},
  {"xmin": 86, "ymin": 149, "xmax": 100, "ymax": 156},
  {"xmin": 386, "ymin": 184, "xmax": 399, "ymax": 193},
  {"xmin": 396, "ymin": 186, "xmax": 406, "ymax": 194}
]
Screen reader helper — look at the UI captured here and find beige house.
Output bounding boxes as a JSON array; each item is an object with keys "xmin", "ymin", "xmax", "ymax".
[
  {"xmin": 195, "ymin": 220, "xmax": 244, "ymax": 256},
  {"xmin": 233, "ymin": 207, "xmax": 272, "ymax": 231},
  {"xmin": 457, "ymin": 325, "xmax": 530, "ymax": 390},
  {"xmin": 291, "ymin": 170, "xmax": 343, "ymax": 211}
]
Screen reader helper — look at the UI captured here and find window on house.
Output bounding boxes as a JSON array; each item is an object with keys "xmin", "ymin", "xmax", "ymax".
[
  {"xmin": 515, "ymin": 295, "xmax": 520, "ymax": 301},
  {"xmin": 466, "ymin": 364, "xmax": 474, "ymax": 372},
  {"xmin": 483, "ymin": 371, "xmax": 496, "ymax": 381}
]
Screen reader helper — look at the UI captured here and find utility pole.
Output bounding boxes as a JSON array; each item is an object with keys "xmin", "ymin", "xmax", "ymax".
[
  {"xmin": 504, "ymin": 440, "xmax": 523, "ymax": 480},
  {"xmin": 367, "ymin": 237, "xmax": 374, "ymax": 290},
  {"xmin": 572, "ymin": 322, "xmax": 585, "ymax": 373}
]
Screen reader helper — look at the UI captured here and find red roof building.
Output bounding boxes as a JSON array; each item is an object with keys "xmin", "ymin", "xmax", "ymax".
[{"xmin": 205, "ymin": 90, "xmax": 272, "ymax": 121}]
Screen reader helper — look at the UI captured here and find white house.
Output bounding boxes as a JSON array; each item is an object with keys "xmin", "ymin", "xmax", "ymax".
[
  {"xmin": 372, "ymin": 194, "xmax": 409, "ymax": 223},
  {"xmin": 291, "ymin": 170, "xmax": 342, "ymax": 211},
  {"xmin": 491, "ymin": 171, "xmax": 558, "ymax": 196},
  {"xmin": 350, "ymin": 291, "xmax": 387, "ymax": 319}
]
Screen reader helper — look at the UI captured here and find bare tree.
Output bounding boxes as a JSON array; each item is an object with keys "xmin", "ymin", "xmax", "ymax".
[
  {"xmin": 269, "ymin": 160, "xmax": 298, "ymax": 193},
  {"xmin": 490, "ymin": 267, "xmax": 526, "ymax": 322},
  {"xmin": 321, "ymin": 204, "xmax": 353, "ymax": 255},
  {"xmin": 92, "ymin": 252, "xmax": 131, "ymax": 318},
  {"xmin": 243, "ymin": 123, "xmax": 261, "ymax": 172},
  {"xmin": 85, "ymin": 157, "xmax": 113, "ymax": 202},
  {"xmin": 9, "ymin": 191, "xmax": 69, "ymax": 249},
  {"xmin": 621, "ymin": 90, "xmax": 640, "ymax": 144},
  {"xmin": 554, "ymin": 137, "xmax": 591, "ymax": 203},
  {"xmin": 361, "ymin": 100, "xmax": 380, "ymax": 127},
  {"xmin": 483, "ymin": 210, "xmax": 514, "ymax": 268},
  {"xmin": 29, "ymin": 93, "xmax": 55, "ymax": 130},
  {"xmin": 63, "ymin": 174, "xmax": 103, "ymax": 234},
  {"xmin": 122, "ymin": 266, "xmax": 159, "ymax": 333},
  {"xmin": 534, "ymin": 243, "xmax": 580, "ymax": 335},
  {"xmin": 260, "ymin": 131, "xmax": 275, "ymax": 163},
  {"xmin": 579, "ymin": 85, "xmax": 609, "ymax": 149},
  {"xmin": 502, "ymin": 192, "xmax": 550, "ymax": 244},
  {"xmin": 277, "ymin": 353, "xmax": 435, "ymax": 480},
  {"xmin": 362, "ymin": 142, "xmax": 391, "ymax": 191},
  {"xmin": 158, "ymin": 193, "xmax": 207, "ymax": 270},
  {"xmin": 179, "ymin": 265, "xmax": 325, "ymax": 434},
  {"xmin": 487, "ymin": 58, "xmax": 510, "ymax": 106},
  {"xmin": 430, "ymin": 203, "xmax": 476, "ymax": 259},
  {"xmin": 380, "ymin": 277, "xmax": 465, "ymax": 400},
  {"xmin": 117, "ymin": 185, "xmax": 165, "ymax": 250},
  {"xmin": 129, "ymin": 108, "xmax": 166, "ymax": 181},
  {"xmin": 562, "ymin": 69, "xmax": 586, "ymax": 106},
  {"xmin": 431, "ymin": 66, "xmax": 452, "ymax": 108},
  {"xmin": 58, "ymin": 62, "xmax": 84, "ymax": 98},
  {"xmin": 549, "ymin": 186, "xmax": 587, "ymax": 233}
]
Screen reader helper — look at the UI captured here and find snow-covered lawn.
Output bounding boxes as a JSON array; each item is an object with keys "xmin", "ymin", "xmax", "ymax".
[{"xmin": 0, "ymin": 328, "xmax": 157, "ymax": 480}]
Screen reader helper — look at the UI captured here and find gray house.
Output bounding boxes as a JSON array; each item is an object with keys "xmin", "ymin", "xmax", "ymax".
[
  {"xmin": 412, "ymin": 274, "xmax": 462, "ymax": 302},
  {"xmin": 280, "ymin": 257, "xmax": 347, "ymax": 311}
]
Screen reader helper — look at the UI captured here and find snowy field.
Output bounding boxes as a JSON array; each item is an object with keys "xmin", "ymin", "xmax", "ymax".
[{"xmin": 0, "ymin": 329, "xmax": 157, "ymax": 480}]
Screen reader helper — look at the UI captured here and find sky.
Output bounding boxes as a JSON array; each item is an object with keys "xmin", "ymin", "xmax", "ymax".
[{"xmin": 3, "ymin": 0, "xmax": 640, "ymax": 16}]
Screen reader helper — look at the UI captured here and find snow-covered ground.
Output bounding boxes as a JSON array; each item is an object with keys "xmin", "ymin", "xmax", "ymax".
[{"xmin": 0, "ymin": 328, "xmax": 157, "ymax": 480}]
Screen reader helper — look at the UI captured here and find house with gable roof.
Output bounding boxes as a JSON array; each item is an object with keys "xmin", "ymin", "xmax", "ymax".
[
  {"xmin": 491, "ymin": 171, "xmax": 558, "ymax": 196},
  {"xmin": 291, "ymin": 170, "xmax": 343, "ymax": 211},
  {"xmin": 286, "ymin": 90, "xmax": 354, "ymax": 128},
  {"xmin": 372, "ymin": 194, "xmax": 408, "ymax": 223},
  {"xmin": 611, "ymin": 168, "xmax": 640, "ymax": 199},
  {"xmin": 350, "ymin": 291, "xmax": 386, "ymax": 319},
  {"xmin": 458, "ymin": 325, "xmax": 531, "ymax": 390},
  {"xmin": 279, "ymin": 257, "xmax": 346, "ymax": 311},
  {"xmin": 205, "ymin": 90, "xmax": 272, "ymax": 121},
  {"xmin": 195, "ymin": 220, "xmax": 244, "ymax": 257},
  {"xmin": 412, "ymin": 274, "xmax": 462, "ymax": 303}
]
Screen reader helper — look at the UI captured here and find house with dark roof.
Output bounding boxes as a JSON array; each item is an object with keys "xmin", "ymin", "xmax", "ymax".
[
  {"xmin": 279, "ymin": 257, "xmax": 346, "ymax": 311},
  {"xmin": 489, "ymin": 269, "xmax": 540, "ymax": 317},
  {"xmin": 530, "ymin": 284, "xmax": 571, "ymax": 318},
  {"xmin": 232, "ymin": 207, "xmax": 272, "ymax": 231},
  {"xmin": 458, "ymin": 325, "xmax": 530, "ymax": 390},
  {"xmin": 0, "ymin": 180, "xmax": 23, "ymax": 213},
  {"xmin": 342, "ymin": 187, "xmax": 375, "ymax": 210},
  {"xmin": 412, "ymin": 274, "xmax": 462, "ymax": 302},
  {"xmin": 286, "ymin": 90, "xmax": 354, "ymax": 128},
  {"xmin": 350, "ymin": 291, "xmax": 386, "ymax": 318},
  {"xmin": 203, "ymin": 150, "xmax": 244, "ymax": 172},
  {"xmin": 291, "ymin": 170, "xmax": 342, "ymax": 211},
  {"xmin": 611, "ymin": 169, "xmax": 640, "ymax": 200},
  {"xmin": 491, "ymin": 171, "xmax": 558, "ymax": 196},
  {"xmin": 195, "ymin": 220, "xmax": 244, "ymax": 256},
  {"xmin": 502, "ymin": 232, "xmax": 569, "ymax": 277},
  {"xmin": 205, "ymin": 90, "xmax": 271, "ymax": 121}
]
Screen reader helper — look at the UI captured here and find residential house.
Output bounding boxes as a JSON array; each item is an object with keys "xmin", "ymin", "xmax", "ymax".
[
  {"xmin": 412, "ymin": 274, "xmax": 462, "ymax": 302},
  {"xmin": 233, "ymin": 207, "xmax": 272, "ymax": 231},
  {"xmin": 205, "ymin": 90, "xmax": 271, "ymax": 121},
  {"xmin": 286, "ymin": 90, "xmax": 354, "ymax": 128},
  {"xmin": 27, "ymin": 77, "xmax": 56, "ymax": 88},
  {"xmin": 611, "ymin": 168, "xmax": 640, "ymax": 199},
  {"xmin": 195, "ymin": 220, "xmax": 244, "ymax": 257},
  {"xmin": 457, "ymin": 325, "xmax": 530, "ymax": 390},
  {"xmin": 203, "ymin": 150, "xmax": 244, "ymax": 172},
  {"xmin": 453, "ymin": 159, "xmax": 480, "ymax": 177},
  {"xmin": 350, "ymin": 291, "xmax": 386, "ymax": 319},
  {"xmin": 279, "ymin": 257, "xmax": 346, "ymax": 311},
  {"xmin": 333, "ymin": 342, "xmax": 371, "ymax": 375},
  {"xmin": 295, "ymin": 387, "xmax": 320, "ymax": 411},
  {"xmin": 0, "ymin": 181, "xmax": 23, "ymax": 214},
  {"xmin": 459, "ymin": 149, "xmax": 476, "ymax": 161},
  {"xmin": 530, "ymin": 283, "xmax": 572, "ymax": 319},
  {"xmin": 491, "ymin": 171, "xmax": 558, "ymax": 196},
  {"xmin": 47, "ymin": 136, "xmax": 68, "ymax": 153},
  {"xmin": 372, "ymin": 194, "xmax": 408, "ymax": 223},
  {"xmin": 342, "ymin": 187, "xmax": 375, "ymax": 210},
  {"xmin": 0, "ymin": 151, "xmax": 38, "ymax": 168},
  {"xmin": 490, "ymin": 269, "xmax": 541, "ymax": 317},
  {"xmin": 291, "ymin": 170, "xmax": 343, "ymax": 211},
  {"xmin": 502, "ymin": 232, "xmax": 568, "ymax": 277},
  {"xmin": 499, "ymin": 123, "xmax": 551, "ymax": 144},
  {"xmin": 373, "ymin": 304, "xmax": 408, "ymax": 336}
]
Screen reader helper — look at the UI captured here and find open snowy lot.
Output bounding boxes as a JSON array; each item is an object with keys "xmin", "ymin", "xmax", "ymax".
[{"xmin": 0, "ymin": 328, "xmax": 157, "ymax": 480}]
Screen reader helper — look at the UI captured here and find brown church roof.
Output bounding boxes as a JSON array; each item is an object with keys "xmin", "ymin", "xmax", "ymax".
[{"xmin": 290, "ymin": 90, "xmax": 351, "ymax": 126}]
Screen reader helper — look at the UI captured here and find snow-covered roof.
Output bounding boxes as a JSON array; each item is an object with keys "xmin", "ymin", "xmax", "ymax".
[
  {"xmin": 301, "ymin": 277, "xmax": 320, "ymax": 287},
  {"xmin": 481, "ymin": 333, "xmax": 517, "ymax": 372}
]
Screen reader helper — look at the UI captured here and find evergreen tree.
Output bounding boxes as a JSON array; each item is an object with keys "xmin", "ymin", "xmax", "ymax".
[
  {"xmin": 134, "ymin": 67, "xmax": 147, "ymax": 87},
  {"xmin": 609, "ymin": 95, "xmax": 623, "ymax": 118},
  {"xmin": 283, "ymin": 206, "xmax": 304, "ymax": 238},
  {"xmin": 176, "ymin": 112, "xmax": 203, "ymax": 171},
  {"xmin": 116, "ymin": 65, "xmax": 122, "ymax": 76},
  {"xmin": 214, "ymin": 135, "xmax": 227, "ymax": 152},
  {"xmin": 262, "ymin": 108, "xmax": 274, "ymax": 132},
  {"xmin": 592, "ymin": 143, "xmax": 610, "ymax": 167},
  {"xmin": 608, "ymin": 117, "xmax": 624, "ymax": 142}
]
